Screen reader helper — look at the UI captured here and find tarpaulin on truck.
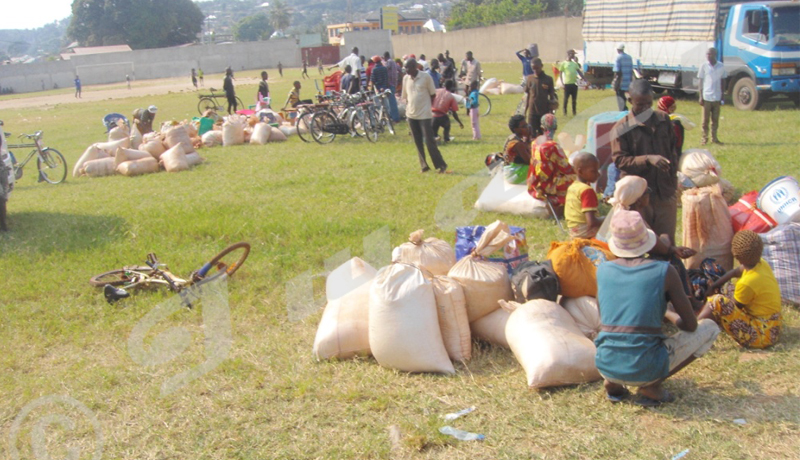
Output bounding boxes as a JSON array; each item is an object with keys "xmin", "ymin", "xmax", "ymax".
[{"xmin": 583, "ymin": 0, "xmax": 718, "ymax": 42}]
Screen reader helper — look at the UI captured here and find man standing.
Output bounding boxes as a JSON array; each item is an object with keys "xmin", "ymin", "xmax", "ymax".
[
  {"xmin": 402, "ymin": 58, "xmax": 449, "ymax": 174},
  {"xmin": 198, "ymin": 68, "xmax": 204, "ymax": 86},
  {"xmin": 74, "ymin": 76, "xmax": 81, "ymax": 98},
  {"xmin": 524, "ymin": 58, "xmax": 555, "ymax": 136},
  {"xmin": 460, "ymin": 51, "xmax": 481, "ymax": 87},
  {"xmin": 515, "ymin": 48, "xmax": 533, "ymax": 78},
  {"xmin": 301, "ymin": 59, "xmax": 309, "ymax": 79},
  {"xmin": 418, "ymin": 54, "xmax": 430, "ymax": 71},
  {"xmin": 427, "ymin": 59, "xmax": 441, "ymax": 89},
  {"xmin": 613, "ymin": 43, "xmax": 634, "ymax": 111},
  {"xmin": 191, "ymin": 68, "xmax": 198, "ymax": 90},
  {"xmin": 317, "ymin": 57, "xmax": 324, "ymax": 75},
  {"xmin": 277, "ymin": 62, "xmax": 283, "ymax": 77},
  {"xmin": 611, "ymin": 79, "xmax": 679, "ymax": 244},
  {"xmin": 370, "ymin": 56, "xmax": 389, "ymax": 94},
  {"xmin": 432, "ymin": 79, "xmax": 464, "ymax": 143},
  {"xmin": 697, "ymin": 47, "xmax": 727, "ymax": 145},
  {"xmin": 383, "ymin": 52, "xmax": 401, "ymax": 122},
  {"xmin": 330, "ymin": 47, "xmax": 362, "ymax": 79},
  {"xmin": 126, "ymin": 74, "xmax": 131, "ymax": 90},
  {"xmin": 557, "ymin": 49, "xmax": 585, "ymax": 116}
]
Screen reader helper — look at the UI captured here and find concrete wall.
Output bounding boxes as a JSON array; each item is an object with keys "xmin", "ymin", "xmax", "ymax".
[
  {"xmin": 0, "ymin": 39, "xmax": 301, "ymax": 94},
  {"xmin": 339, "ymin": 30, "xmax": 394, "ymax": 63},
  {"xmin": 392, "ymin": 16, "xmax": 583, "ymax": 63}
]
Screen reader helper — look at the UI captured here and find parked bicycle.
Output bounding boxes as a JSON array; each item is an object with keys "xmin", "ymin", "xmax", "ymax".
[
  {"xmin": 197, "ymin": 89, "xmax": 244, "ymax": 115},
  {"xmin": 90, "ymin": 242, "xmax": 251, "ymax": 306},
  {"xmin": 4, "ymin": 130, "xmax": 67, "ymax": 185},
  {"xmin": 456, "ymin": 77, "xmax": 493, "ymax": 116}
]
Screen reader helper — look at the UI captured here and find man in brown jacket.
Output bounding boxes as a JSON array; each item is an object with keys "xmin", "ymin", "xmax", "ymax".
[
  {"xmin": 611, "ymin": 79, "xmax": 679, "ymax": 244},
  {"xmin": 524, "ymin": 58, "xmax": 555, "ymax": 135}
]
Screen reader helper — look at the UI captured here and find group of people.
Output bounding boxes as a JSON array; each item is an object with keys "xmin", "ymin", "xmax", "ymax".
[{"xmin": 498, "ymin": 45, "xmax": 777, "ymax": 405}]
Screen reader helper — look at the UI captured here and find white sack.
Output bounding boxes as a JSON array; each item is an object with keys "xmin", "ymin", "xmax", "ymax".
[
  {"xmin": 432, "ymin": 276, "xmax": 471, "ymax": 361},
  {"xmin": 202, "ymin": 130, "xmax": 223, "ymax": 148},
  {"xmin": 475, "ymin": 171, "xmax": 551, "ymax": 218},
  {"xmin": 680, "ymin": 149, "xmax": 722, "ymax": 187},
  {"xmin": 560, "ymin": 296, "xmax": 601, "ymax": 339},
  {"xmin": 392, "ymin": 229, "xmax": 456, "ymax": 276},
  {"xmin": 469, "ymin": 306, "xmax": 511, "ymax": 349},
  {"xmin": 160, "ymin": 144, "xmax": 189, "ymax": 173},
  {"xmin": 81, "ymin": 157, "xmax": 116, "ymax": 177},
  {"xmin": 250, "ymin": 123, "xmax": 272, "ymax": 145},
  {"xmin": 116, "ymin": 157, "xmax": 159, "ymax": 177}
]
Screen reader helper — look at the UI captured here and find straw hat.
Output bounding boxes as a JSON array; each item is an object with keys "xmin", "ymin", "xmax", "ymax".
[{"xmin": 608, "ymin": 210, "xmax": 657, "ymax": 258}]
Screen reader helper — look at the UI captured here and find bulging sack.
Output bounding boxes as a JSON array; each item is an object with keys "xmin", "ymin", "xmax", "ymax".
[
  {"xmin": 250, "ymin": 123, "xmax": 271, "ymax": 145},
  {"xmin": 560, "ymin": 296, "xmax": 601, "ymax": 339},
  {"xmin": 222, "ymin": 116, "xmax": 246, "ymax": 146},
  {"xmin": 116, "ymin": 157, "xmax": 159, "ymax": 176},
  {"xmin": 164, "ymin": 124, "xmax": 195, "ymax": 154},
  {"xmin": 682, "ymin": 184, "xmax": 734, "ymax": 270},
  {"xmin": 392, "ymin": 229, "xmax": 456, "ymax": 276},
  {"xmin": 369, "ymin": 263, "xmax": 454, "ymax": 374},
  {"xmin": 185, "ymin": 152, "xmax": 204, "ymax": 167},
  {"xmin": 73, "ymin": 145, "xmax": 108, "ymax": 177},
  {"xmin": 432, "ymin": 276, "xmax": 471, "ymax": 361},
  {"xmin": 504, "ymin": 299, "xmax": 601, "ymax": 389},
  {"xmin": 680, "ymin": 149, "xmax": 722, "ymax": 188},
  {"xmin": 202, "ymin": 130, "xmax": 223, "ymax": 148},
  {"xmin": 81, "ymin": 157, "xmax": 116, "ymax": 177},
  {"xmin": 140, "ymin": 133, "xmax": 167, "ymax": 159},
  {"xmin": 108, "ymin": 124, "xmax": 130, "ymax": 141},
  {"xmin": 115, "ymin": 147, "xmax": 152, "ymax": 166},
  {"xmin": 469, "ymin": 303, "xmax": 511, "ymax": 349},
  {"xmin": 268, "ymin": 127, "xmax": 287, "ymax": 142},
  {"xmin": 547, "ymin": 239, "xmax": 615, "ymax": 298},
  {"xmin": 95, "ymin": 137, "xmax": 130, "ymax": 156},
  {"xmin": 313, "ymin": 257, "xmax": 376, "ymax": 360},
  {"xmin": 129, "ymin": 125, "xmax": 143, "ymax": 150},
  {"xmin": 160, "ymin": 144, "xmax": 189, "ymax": 173},
  {"xmin": 475, "ymin": 172, "xmax": 551, "ymax": 218}
]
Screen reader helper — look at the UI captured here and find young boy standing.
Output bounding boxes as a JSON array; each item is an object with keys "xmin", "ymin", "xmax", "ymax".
[
  {"xmin": 699, "ymin": 230, "xmax": 782, "ymax": 348},
  {"xmin": 565, "ymin": 152, "xmax": 603, "ymax": 239},
  {"xmin": 465, "ymin": 81, "xmax": 481, "ymax": 140}
]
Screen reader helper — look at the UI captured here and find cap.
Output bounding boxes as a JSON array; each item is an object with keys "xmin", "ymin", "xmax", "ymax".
[
  {"xmin": 616, "ymin": 43, "xmax": 625, "ymax": 50},
  {"xmin": 147, "ymin": 105, "xmax": 158, "ymax": 113},
  {"xmin": 372, "ymin": 55, "xmax": 381, "ymax": 63}
]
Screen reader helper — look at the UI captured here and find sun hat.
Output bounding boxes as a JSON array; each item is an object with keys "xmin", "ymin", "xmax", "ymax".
[
  {"xmin": 608, "ymin": 210, "xmax": 657, "ymax": 258},
  {"xmin": 616, "ymin": 43, "xmax": 625, "ymax": 50},
  {"xmin": 147, "ymin": 105, "xmax": 158, "ymax": 113}
]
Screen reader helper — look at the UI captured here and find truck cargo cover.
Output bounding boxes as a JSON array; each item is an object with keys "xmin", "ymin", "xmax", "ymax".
[{"xmin": 583, "ymin": 0, "xmax": 720, "ymax": 42}]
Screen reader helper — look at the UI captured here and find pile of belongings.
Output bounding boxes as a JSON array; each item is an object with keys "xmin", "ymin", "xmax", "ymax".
[
  {"xmin": 479, "ymin": 78, "xmax": 524, "ymax": 96},
  {"xmin": 201, "ymin": 112, "xmax": 297, "ymax": 148},
  {"xmin": 312, "ymin": 221, "xmax": 603, "ymax": 389},
  {"xmin": 73, "ymin": 120, "xmax": 204, "ymax": 178}
]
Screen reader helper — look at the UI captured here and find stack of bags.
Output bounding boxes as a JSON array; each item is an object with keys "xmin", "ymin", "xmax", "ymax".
[
  {"xmin": 73, "ymin": 121, "xmax": 204, "ymax": 178},
  {"xmin": 202, "ymin": 113, "xmax": 297, "ymax": 148},
  {"xmin": 312, "ymin": 221, "xmax": 603, "ymax": 390}
]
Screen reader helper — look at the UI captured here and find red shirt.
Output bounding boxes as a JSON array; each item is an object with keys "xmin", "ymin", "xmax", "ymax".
[{"xmin": 432, "ymin": 88, "xmax": 458, "ymax": 118}]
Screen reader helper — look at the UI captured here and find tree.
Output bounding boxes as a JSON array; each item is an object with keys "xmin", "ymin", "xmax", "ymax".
[
  {"xmin": 67, "ymin": 0, "xmax": 205, "ymax": 49},
  {"xmin": 234, "ymin": 13, "xmax": 273, "ymax": 42},
  {"xmin": 448, "ymin": 0, "xmax": 546, "ymax": 31},
  {"xmin": 269, "ymin": 0, "xmax": 291, "ymax": 33}
]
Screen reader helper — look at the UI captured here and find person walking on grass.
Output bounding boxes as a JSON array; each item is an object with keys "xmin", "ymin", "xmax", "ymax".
[
  {"xmin": 697, "ymin": 47, "xmax": 727, "ymax": 145},
  {"xmin": 198, "ymin": 68, "xmax": 204, "ymax": 86},
  {"xmin": 301, "ymin": 60, "xmax": 309, "ymax": 79},
  {"xmin": 74, "ymin": 76, "xmax": 81, "ymax": 98},
  {"xmin": 524, "ymin": 58, "xmax": 555, "ymax": 136},
  {"xmin": 613, "ymin": 43, "xmax": 633, "ymax": 111},
  {"xmin": 277, "ymin": 62, "xmax": 283, "ymax": 77},
  {"xmin": 191, "ymin": 68, "xmax": 198, "ymax": 90},
  {"xmin": 465, "ymin": 80, "xmax": 481, "ymax": 140},
  {"xmin": 402, "ymin": 58, "xmax": 449, "ymax": 174},
  {"xmin": 223, "ymin": 68, "xmax": 237, "ymax": 114},
  {"xmin": 126, "ymin": 74, "xmax": 131, "ymax": 90},
  {"xmin": 432, "ymin": 79, "xmax": 463, "ymax": 144},
  {"xmin": 317, "ymin": 57, "xmax": 324, "ymax": 75},
  {"xmin": 557, "ymin": 49, "xmax": 585, "ymax": 116}
]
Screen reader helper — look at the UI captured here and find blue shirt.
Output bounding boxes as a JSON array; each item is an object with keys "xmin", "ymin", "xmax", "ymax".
[
  {"xmin": 427, "ymin": 69, "xmax": 440, "ymax": 89},
  {"xmin": 595, "ymin": 261, "xmax": 670, "ymax": 383},
  {"xmin": 466, "ymin": 89, "xmax": 479, "ymax": 108},
  {"xmin": 613, "ymin": 52, "xmax": 634, "ymax": 91},
  {"xmin": 516, "ymin": 51, "xmax": 533, "ymax": 77}
]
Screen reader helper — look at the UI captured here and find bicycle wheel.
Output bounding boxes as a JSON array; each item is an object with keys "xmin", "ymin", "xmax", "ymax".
[
  {"xmin": 235, "ymin": 96, "xmax": 245, "ymax": 111},
  {"xmin": 37, "ymin": 148, "xmax": 67, "ymax": 184},
  {"xmin": 197, "ymin": 97, "xmax": 218, "ymax": 115},
  {"xmin": 89, "ymin": 266, "xmax": 154, "ymax": 287},
  {"xmin": 196, "ymin": 242, "xmax": 251, "ymax": 281},
  {"xmin": 310, "ymin": 111, "xmax": 336, "ymax": 144},
  {"xmin": 383, "ymin": 111, "xmax": 395, "ymax": 135},
  {"xmin": 296, "ymin": 112, "xmax": 314, "ymax": 143},
  {"xmin": 479, "ymin": 93, "xmax": 492, "ymax": 116},
  {"xmin": 10, "ymin": 152, "xmax": 22, "ymax": 180},
  {"xmin": 349, "ymin": 109, "xmax": 367, "ymax": 138}
]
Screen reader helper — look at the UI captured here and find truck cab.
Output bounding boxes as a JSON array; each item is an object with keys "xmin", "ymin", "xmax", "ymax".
[{"xmin": 723, "ymin": 2, "xmax": 800, "ymax": 109}]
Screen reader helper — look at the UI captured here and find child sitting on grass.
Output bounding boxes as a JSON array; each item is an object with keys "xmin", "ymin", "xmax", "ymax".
[
  {"xmin": 565, "ymin": 152, "xmax": 603, "ymax": 239},
  {"xmin": 698, "ymin": 230, "xmax": 782, "ymax": 348}
]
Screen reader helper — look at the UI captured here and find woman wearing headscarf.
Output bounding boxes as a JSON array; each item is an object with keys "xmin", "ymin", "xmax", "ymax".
[
  {"xmin": 527, "ymin": 113, "xmax": 576, "ymax": 212},
  {"xmin": 657, "ymin": 96, "xmax": 695, "ymax": 158}
]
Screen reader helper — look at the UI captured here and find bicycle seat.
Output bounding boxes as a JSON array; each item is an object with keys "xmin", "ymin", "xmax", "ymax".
[{"xmin": 104, "ymin": 284, "xmax": 130, "ymax": 304}]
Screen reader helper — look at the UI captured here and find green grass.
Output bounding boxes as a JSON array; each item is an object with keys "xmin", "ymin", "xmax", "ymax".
[{"xmin": 1, "ymin": 63, "xmax": 800, "ymax": 459}]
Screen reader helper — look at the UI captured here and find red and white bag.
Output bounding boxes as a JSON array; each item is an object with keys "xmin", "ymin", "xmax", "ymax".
[{"xmin": 730, "ymin": 190, "xmax": 778, "ymax": 234}]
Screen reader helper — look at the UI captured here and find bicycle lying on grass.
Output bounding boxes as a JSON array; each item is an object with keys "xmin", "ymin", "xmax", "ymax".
[
  {"xmin": 4, "ymin": 130, "xmax": 67, "ymax": 185},
  {"xmin": 90, "ymin": 242, "xmax": 251, "ymax": 307}
]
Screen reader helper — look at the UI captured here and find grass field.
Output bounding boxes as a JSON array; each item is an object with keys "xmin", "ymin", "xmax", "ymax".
[{"xmin": 1, "ymin": 62, "xmax": 800, "ymax": 459}]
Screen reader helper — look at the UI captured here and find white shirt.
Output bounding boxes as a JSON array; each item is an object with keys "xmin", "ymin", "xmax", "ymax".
[
  {"xmin": 337, "ymin": 53, "xmax": 363, "ymax": 76},
  {"xmin": 402, "ymin": 71, "xmax": 436, "ymax": 120},
  {"xmin": 418, "ymin": 59, "xmax": 429, "ymax": 71},
  {"xmin": 697, "ymin": 61, "xmax": 727, "ymax": 102}
]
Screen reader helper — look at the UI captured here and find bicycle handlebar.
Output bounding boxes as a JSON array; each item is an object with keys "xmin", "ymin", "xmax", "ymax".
[{"xmin": 19, "ymin": 131, "xmax": 42, "ymax": 141}]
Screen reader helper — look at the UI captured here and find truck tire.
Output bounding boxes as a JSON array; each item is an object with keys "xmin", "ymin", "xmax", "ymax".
[{"xmin": 732, "ymin": 77, "xmax": 761, "ymax": 111}]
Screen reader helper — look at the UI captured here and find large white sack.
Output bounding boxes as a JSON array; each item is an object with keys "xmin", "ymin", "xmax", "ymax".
[
  {"xmin": 313, "ymin": 257, "xmax": 376, "ymax": 360},
  {"xmin": 432, "ymin": 276, "xmax": 471, "ymax": 361},
  {"xmin": 392, "ymin": 229, "xmax": 456, "ymax": 276},
  {"xmin": 560, "ymin": 296, "xmax": 601, "ymax": 339},
  {"xmin": 163, "ymin": 124, "xmax": 195, "ymax": 154},
  {"xmin": 116, "ymin": 157, "xmax": 159, "ymax": 177},
  {"xmin": 279, "ymin": 126, "xmax": 297, "ymax": 137},
  {"xmin": 115, "ymin": 147, "xmax": 152, "ymax": 166},
  {"xmin": 499, "ymin": 82, "xmax": 524, "ymax": 95},
  {"xmin": 222, "ymin": 117, "xmax": 246, "ymax": 146},
  {"xmin": 73, "ymin": 145, "xmax": 108, "ymax": 178},
  {"xmin": 448, "ymin": 220, "xmax": 514, "ymax": 322},
  {"xmin": 129, "ymin": 125, "xmax": 143, "ymax": 150},
  {"xmin": 682, "ymin": 184, "xmax": 734, "ymax": 270},
  {"xmin": 250, "ymin": 123, "xmax": 272, "ymax": 145},
  {"xmin": 475, "ymin": 171, "xmax": 551, "ymax": 218},
  {"xmin": 160, "ymin": 144, "xmax": 189, "ymax": 173},
  {"xmin": 369, "ymin": 263, "xmax": 454, "ymax": 374},
  {"xmin": 95, "ymin": 137, "xmax": 130, "ymax": 156},
  {"xmin": 503, "ymin": 299, "xmax": 601, "ymax": 389},
  {"xmin": 267, "ymin": 127, "xmax": 287, "ymax": 142},
  {"xmin": 479, "ymin": 77, "xmax": 499, "ymax": 93},
  {"xmin": 108, "ymin": 124, "xmax": 130, "ymax": 141},
  {"xmin": 483, "ymin": 87, "xmax": 502, "ymax": 96},
  {"xmin": 202, "ymin": 130, "xmax": 223, "ymax": 148},
  {"xmin": 185, "ymin": 152, "xmax": 204, "ymax": 167},
  {"xmin": 680, "ymin": 149, "xmax": 722, "ymax": 187},
  {"xmin": 469, "ymin": 306, "xmax": 511, "ymax": 349},
  {"xmin": 81, "ymin": 157, "xmax": 116, "ymax": 177}
]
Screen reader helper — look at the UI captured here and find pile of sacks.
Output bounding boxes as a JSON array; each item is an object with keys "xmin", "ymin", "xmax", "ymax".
[
  {"xmin": 312, "ymin": 221, "xmax": 603, "ymax": 389},
  {"xmin": 479, "ymin": 78, "xmax": 525, "ymax": 95},
  {"xmin": 73, "ymin": 121, "xmax": 204, "ymax": 178},
  {"xmin": 201, "ymin": 113, "xmax": 296, "ymax": 148}
]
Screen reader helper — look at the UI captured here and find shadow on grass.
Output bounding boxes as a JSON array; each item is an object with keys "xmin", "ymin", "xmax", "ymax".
[{"xmin": 0, "ymin": 211, "xmax": 126, "ymax": 254}]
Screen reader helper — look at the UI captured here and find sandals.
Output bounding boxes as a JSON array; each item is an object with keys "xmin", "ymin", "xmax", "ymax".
[
  {"xmin": 606, "ymin": 388, "xmax": 631, "ymax": 403},
  {"xmin": 634, "ymin": 390, "xmax": 676, "ymax": 407}
]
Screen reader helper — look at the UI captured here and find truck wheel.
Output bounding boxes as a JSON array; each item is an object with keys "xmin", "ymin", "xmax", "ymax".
[
  {"xmin": 732, "ymin": 77, "xmax": 761, "ymax": 110},
  {"xmin": 791, "ymin": 94, "xmax": 800, "ymax": 108}
]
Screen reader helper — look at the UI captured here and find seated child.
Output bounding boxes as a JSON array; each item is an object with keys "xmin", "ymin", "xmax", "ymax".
[
  {"xmin": 502, "ymin": 114, "xmax": 532, "ymax": 184},
  {"xmin": 565, "ymin": 152, "xmax": 602, "ymax": 239},
  {"xmin": 698, "ymin": 230, "xmax": 782, "ymax": 349}
]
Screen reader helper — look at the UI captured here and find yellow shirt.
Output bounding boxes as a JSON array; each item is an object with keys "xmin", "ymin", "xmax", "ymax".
[
  {"xmin": 734, "ymin": 259, "xmax": 782, "ymax": 318},
  {"xmin": 564, "ymin": 181, "xmax": 598, "ymax": 229}
]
